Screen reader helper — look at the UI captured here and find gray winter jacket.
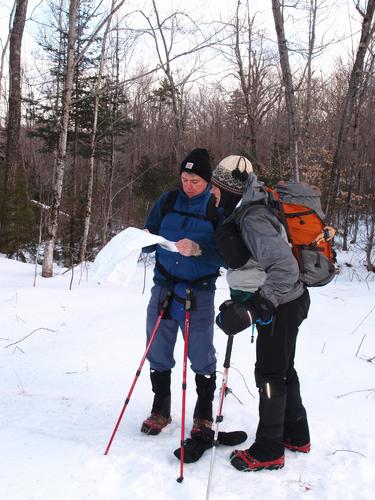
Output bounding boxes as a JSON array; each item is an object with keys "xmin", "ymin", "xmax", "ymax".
[{"xmin": 226, "ymin": 173, "xmax": 305, "ymax": 307}]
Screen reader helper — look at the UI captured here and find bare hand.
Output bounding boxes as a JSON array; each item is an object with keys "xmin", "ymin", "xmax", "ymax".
[{"xmin": 175, "ymin": 238, "xmax": 201, "ymax": 257}]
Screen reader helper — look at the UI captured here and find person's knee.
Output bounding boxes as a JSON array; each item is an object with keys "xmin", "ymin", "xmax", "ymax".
[{"xmin": 255, "ymin": 371, "xmax": 286, "ymax": 397}]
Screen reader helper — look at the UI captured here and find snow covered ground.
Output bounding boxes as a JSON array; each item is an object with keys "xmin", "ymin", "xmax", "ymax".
[{"xmin": 1, "ymin": 250, "xmax": 374, "ymax": 500}]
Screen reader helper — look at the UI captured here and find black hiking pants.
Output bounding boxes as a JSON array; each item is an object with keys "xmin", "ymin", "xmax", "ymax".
[{"xmin": 254, "ymin": 289, "xmax": 311, "ymax": 457}]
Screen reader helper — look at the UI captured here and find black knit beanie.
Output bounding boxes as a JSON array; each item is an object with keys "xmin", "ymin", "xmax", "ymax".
[{"xmin": 180, "ymin": 148, "xmax": 212, "ymax": 183}]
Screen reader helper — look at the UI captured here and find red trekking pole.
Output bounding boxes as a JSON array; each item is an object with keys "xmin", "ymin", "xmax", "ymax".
[
  {"xmin": 176, "ymin": 288, "xmax": 193, "ymax": 483},
  {"xmin": 205, "ymin": 335, "xmax": 234, "ymax": 499},
  {"xmin": 104, "ymin": 291, "xmax": 173, "ymax": 455}
]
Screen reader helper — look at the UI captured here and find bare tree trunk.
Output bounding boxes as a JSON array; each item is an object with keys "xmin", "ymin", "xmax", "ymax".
[
  {"xmin": 42, "ymin": 0, "xmax": 78, "ymax": 277},
  {"xmin": 80, "ymin": 0, "xmax": 115, "ymax": 263},
  {"xmin": 101, "ymin": 24, "xmax": 121, "ymax": 247},
  {"xmin": 234, "ymin": 1, "xmax": 256, "ymax": 159},
  {"xmin": 150, "ymin": 0, "xmax": 185, "ymax": 160},
  {"xmin": 271, "ymin": 0, "xmax": 299, "ymax": 181},
  {"xmin": 0, "ymin": 0, "xmax": 28, "ymax": 253},
  {"xmin": 68, "ymin": 114, "xmax": 79, "ymax": 266},
  {"xmin": 342, "ymin": 50, "xmax": 374, "ymax": 250},
  {"xmin": 233, "ymin": 1, "xmax": 280, "ymax": 166},
  {"xmin": 366, "ymin": 212, "xmax": 375, "ymax": 272},
  {"xmin": 302, "ymin": 0, "xmax": 318, "ymax": 143},
  {"xmin": 0, "ymin": 2, "xmax": 16, "ymax": 118},
  {"xmin": 325, "ymin": 0, "xmax": 375, "ymax": 223}
]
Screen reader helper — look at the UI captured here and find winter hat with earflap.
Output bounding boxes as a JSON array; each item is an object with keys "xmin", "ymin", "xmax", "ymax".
[
  {"xmin": 211, "ymin": 155, "xmax": 253, "ymax": 195},
  {"xmin": 180, "ymin": 148, "xmax": 212, "ymax": 183}
]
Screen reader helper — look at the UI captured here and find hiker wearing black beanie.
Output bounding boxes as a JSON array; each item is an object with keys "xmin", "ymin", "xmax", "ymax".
[
  {"xmin": 140, "ymin": 148, "xmax": 228, "ymax": 447},
  {"xmin": 180, "ymin": 148, "xmax": 212, "ymax": 183}
]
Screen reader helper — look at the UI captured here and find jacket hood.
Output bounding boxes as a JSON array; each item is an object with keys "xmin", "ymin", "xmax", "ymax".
[{"xmin": 239, "ymin": 172, "xmax": 268, "ymax": 206}]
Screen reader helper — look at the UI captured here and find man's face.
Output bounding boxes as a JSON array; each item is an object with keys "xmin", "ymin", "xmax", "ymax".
[{"xmin": 181, "ymin": 172, "xmax": 208, "ymax": 198}]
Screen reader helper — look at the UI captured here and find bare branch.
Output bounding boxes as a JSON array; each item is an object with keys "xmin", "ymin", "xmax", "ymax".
[
  {"xmin": 336, "ymin": 388, "xmax": 375, "ymax": 398},
  {"xmin": 5, "ymin": 328, "xmax": 58, "ymax": 348},
  {"xmin": 331, "ymin": 449, "xmax": 366, "ymax": 458}
]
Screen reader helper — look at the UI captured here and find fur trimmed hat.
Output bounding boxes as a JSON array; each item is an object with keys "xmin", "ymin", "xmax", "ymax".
[
  {"xmin": 180, "ymin": 148, "xmax": 212, "ymax": 183},
  {"xmin": 211, "ymin": 155, "xmax": 253, "ymax": 195}
]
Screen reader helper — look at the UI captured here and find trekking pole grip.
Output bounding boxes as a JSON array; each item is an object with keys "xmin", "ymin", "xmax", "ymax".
[{"xmin": 223, "ymin": 335, "xmax": 234, "ymax": 369}]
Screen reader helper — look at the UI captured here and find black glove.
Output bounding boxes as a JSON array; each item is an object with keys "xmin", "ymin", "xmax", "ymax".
[
  {"xmin": 245, "ymin": 291, "xmax": 275, "ymax": 324},
  {"xmin": 216, "ymin": 292, "xmax": 275, "ymax": 336},
  {"xmin": 215, "ymin": 300, "xmax": 256, "ymax": 335}
]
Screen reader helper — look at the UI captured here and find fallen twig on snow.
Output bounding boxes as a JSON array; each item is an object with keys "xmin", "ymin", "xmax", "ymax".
[
  {"xmin": 5, "ymin": 327, "xmax": 58, "ymax": 348},
  {"xmin": 350, "ymin": 304, "xmax": 375, "ymax": 334},
  {"xmin": 331, "ymin": 449, "xmax": 366, "ymax": 458},
  {"xmin": 359, "ymin": 354, "xmax": 375, "ymax": 364},
  {"xmin": 355, "ymin": 334, "xmax": 366, "ymax": 357},
  {"xmin": 336, "ymin": 388, "xmax": 375, "ymax": 398}
]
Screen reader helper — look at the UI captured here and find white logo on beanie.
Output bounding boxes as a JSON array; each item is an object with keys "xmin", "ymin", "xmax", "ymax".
[{"xmin": 185, "ymin": 162, "xmax": 194, "ymax": 169}]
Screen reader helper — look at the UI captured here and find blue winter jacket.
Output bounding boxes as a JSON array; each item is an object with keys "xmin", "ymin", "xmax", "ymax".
[{"xmin": 144, "ymin": 186, "xmax": 224, "ymax": 290}]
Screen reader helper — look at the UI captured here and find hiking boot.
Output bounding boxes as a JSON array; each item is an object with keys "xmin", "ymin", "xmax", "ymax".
[
  {"xmin": 230, "ymin": 448, "xmax": 285, "ymax": 472},
  {"xmin": 191, "ymin": 417, "xmax": 212, "ymax": 437},
  {"xmin": 283, "ymin": 417, "xmax": 310, "ymax": 453},
  {"xmin": 284, "ymin": 440, "xmax": 311, "ymax": 453},
  {"xmin": 141, "ymin": 413, "xmax": 172, "ymax": 435}
]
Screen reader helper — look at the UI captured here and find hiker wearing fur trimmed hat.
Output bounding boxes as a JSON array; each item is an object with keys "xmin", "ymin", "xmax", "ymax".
[{"xmin": 211, "ymin": 155, "xmax": 311, "ymax": 472}]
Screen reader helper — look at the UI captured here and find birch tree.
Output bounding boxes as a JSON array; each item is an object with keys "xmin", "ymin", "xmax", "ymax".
[
  {"xmin": 42, "ymin": 0, "xmax": 127, "ymax": 276},
  {"xmin": 42, "ymin": 0, "xmax": 78, "ymax": 277},
  {"xmin": 271, "ymin": 0, "xmax": 300, "ymax": 181}
]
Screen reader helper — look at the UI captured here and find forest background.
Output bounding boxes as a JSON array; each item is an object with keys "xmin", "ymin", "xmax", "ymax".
[{"xmin": 0, "ymin": 0, "xmax": 374, "ymax": 276}]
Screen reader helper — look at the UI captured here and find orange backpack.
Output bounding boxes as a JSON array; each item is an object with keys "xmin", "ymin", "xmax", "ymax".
[{"xmin": 267, "ymin": 181, "xmax": 336, "ymax": 286}]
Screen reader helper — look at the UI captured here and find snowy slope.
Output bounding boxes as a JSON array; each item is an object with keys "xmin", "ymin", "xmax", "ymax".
[{"xmin": 0, "ymin": 252, "xmax": 374, "ymax": 500}]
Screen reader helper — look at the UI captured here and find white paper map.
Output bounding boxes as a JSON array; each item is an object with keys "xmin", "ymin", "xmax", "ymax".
[{"xmin": 91, "ymin": 227, "xmax": 177, "ymax": 286}]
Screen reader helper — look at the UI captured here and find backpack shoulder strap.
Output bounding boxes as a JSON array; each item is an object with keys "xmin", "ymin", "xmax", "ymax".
[
  {"xmin": 264, "ymin": 190, "xmax": 292, "ymax": 242},
  {"xmin": 161, "ymin": 190, "xmax": 179, "ymax": 218},
  {"xmin": 206, "ymin": 194, "xmax": 219, "ymax": 229}
]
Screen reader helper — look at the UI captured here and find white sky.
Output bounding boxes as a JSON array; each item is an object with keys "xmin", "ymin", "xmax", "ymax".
[
  {"xmin": 0, "ymin": 0, "xmax": 365, "ymax": 98},
  {"xmin": 0, "ymin": 0, "xmax": 362, "ymax": 61}
]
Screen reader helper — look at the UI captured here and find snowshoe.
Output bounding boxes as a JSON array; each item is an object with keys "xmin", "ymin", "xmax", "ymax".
[
  {"xmin": 174, "ymin": 426, "xmax": 247, "ymax": 463},
  {"xmin": 230, "ymin": 447, "xmax": 285, "ymax": 472},
  {"xmin": 174, "ymin": 435, "xmax": 213, "ymax": 463}
]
